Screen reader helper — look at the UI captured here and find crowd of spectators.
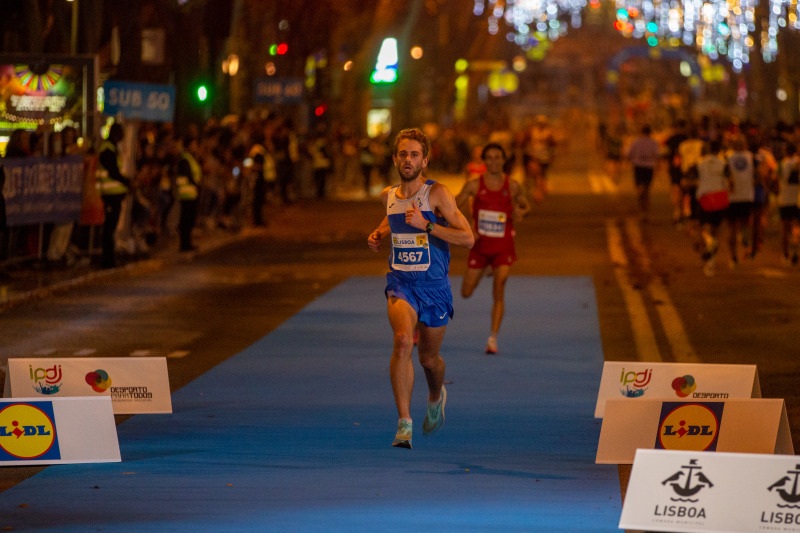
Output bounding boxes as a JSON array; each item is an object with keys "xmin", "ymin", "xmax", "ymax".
[
  {"xmin": 0, "ymin": 113, "xmax": 498, "ymax": 273},
  {"xmin": 4, "ymin": 108, "xmax": 800, "ymax": 279}
]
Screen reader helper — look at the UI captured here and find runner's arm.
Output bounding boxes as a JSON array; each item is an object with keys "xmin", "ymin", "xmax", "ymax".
[
  {"xmin": 411, "ymin": 182, "xmax": 474, "ymax": 249},
  {"xmin": 511, "ymin": 180, "xmax": 531, "ymax": 220},
  {"xmin": 368, "ymin": 188, "xmax": 392, "ymax": 252},
  {"xmin": 455, "ymin": 179, "xmax": 478, "ymax": 214}
]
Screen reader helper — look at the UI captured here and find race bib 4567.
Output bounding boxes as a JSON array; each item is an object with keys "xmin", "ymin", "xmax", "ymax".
[{"xmin": 391, "ymin": 233, "xmax": 431, "ymax": 271}]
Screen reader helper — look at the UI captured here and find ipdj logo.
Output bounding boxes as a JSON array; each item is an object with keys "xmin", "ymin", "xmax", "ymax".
[
  {"xmin": 672, "ymin": 375, "xmax": 697, "ymax": 397},
  {"xmin": 29, "ymin": 364, "xmax": 62, "ymax": 395},
  {"xmin": 0, "ymin": 403, "xmax": 60, "ymax": 460},
  {"xmin": 619, "ymin": 368, "xmax": 652, "ymax": 397},
  {"xmin": 85, "ymin": 369, "xmax": 112, "ymax": 393},
  {"xmin": 656, "ymin": 402, "xmax": 723, "ymax": 452}
]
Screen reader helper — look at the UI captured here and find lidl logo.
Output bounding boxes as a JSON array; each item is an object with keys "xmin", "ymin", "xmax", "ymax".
[
  {"xmin": 656, "ymin": 402, "xmax": 723, "ymax": 452},
  {"xmin": 672, "ymin": 375, "xmax": 697, "ymax": 397},
  {"xmin": 29, "ymin": 364, "xmax": 62, "ymax": 395},
  {"xmin": 85, "ymin": 369, "xmax": 112, "ymax": 393},
  {"xmin": 0, "ymin": 402, "xmax": 61, "ymax": 461}
]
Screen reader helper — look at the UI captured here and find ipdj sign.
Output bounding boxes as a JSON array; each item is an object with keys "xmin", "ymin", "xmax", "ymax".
[{"xmin": 103, "ymin": 80, "xmax": 175, "ymax": 122}]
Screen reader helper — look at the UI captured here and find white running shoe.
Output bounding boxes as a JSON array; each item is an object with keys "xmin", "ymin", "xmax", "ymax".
[{"xmin": 485, "ymin": 336, "xmax": 498, "ymax": 355}]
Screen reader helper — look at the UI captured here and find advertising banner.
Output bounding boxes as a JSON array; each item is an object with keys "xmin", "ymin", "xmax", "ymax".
[
  {"xmin": 594, "ymin": 361, "xmax": 761, "ymax": 417},
  {"xmin": 103, "ymin": 80, "xmax": 175, "ymax": 122},
  {"xmin": 596, "ymin": 398, "xmax": 793, "ymax": 464},
  {"xmin": 2, "ymin": 155, "xmax": 84, "ymax": 227},
  {"xmin": 0, "ymin": 62, "xmax": 82, "ymax": 130},
  {"xmin": 4, "ymin": 358, "xmax": 172, "ymax": 414},
  {"xmin": 0, "ymin": 397, "xmax": 120, "ymax": 466},
  {"xmin": 254, "ymin": 77, "xmax": 304, "ymax": 104},
  {"xmin": 620, "ymin": 449, "xmax": 800, "ymax": 532}
]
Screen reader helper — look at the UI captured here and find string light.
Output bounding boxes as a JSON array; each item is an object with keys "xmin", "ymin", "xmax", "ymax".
[{"xmin": 475, "ymin": 0, "xmax": 799, "ymax": 72}]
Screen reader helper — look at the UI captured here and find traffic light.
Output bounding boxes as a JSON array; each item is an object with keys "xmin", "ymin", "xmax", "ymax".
[
  {"xmin": 371, "ymin": 38, "xmax": 398, "ymax": 84},
  {"xmin": 270, "ymin": 43, "xmax": 288, "ymax": 55},
  {"xmin": 197, "ymin": 84, "xmax": 208, "ymax": 102}
]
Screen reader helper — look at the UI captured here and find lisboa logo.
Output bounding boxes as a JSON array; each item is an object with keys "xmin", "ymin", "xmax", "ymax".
[
  {"xmin": 85, "ymin": 370, "xmax": 112, "ymax": 393},
  {"xmin": 672, "ymin": 375, "xmax": 697, "ymax": 397}
]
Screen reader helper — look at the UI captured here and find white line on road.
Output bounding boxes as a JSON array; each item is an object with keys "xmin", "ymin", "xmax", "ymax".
[
  {"xmin": 605, "ymin": 220, "xmax": 662, "ymax": 362},
  {"xmin": 624, "ymin": 218, "xmax": 699, "ymax": 363}
]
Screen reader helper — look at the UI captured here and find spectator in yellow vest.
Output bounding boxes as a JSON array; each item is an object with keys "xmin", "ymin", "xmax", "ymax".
[
  {"xmin": 176, "ymin": 137, "xmax": 202, "ymax": 251},
  {"xmin": 97, "ymin": 123, "xmax": 130, "ymax": 268}
]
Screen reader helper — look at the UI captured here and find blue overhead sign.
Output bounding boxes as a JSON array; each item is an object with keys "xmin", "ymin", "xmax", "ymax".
[
  {"xmin": 103, "ymin": 81, "xmax": 175, "ymax": 122},
  {"xmin": 254, "ymin": 78, "xmax": 304, "ymax": 104}
]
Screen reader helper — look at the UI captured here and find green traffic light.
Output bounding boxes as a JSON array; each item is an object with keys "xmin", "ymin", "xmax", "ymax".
[{"xmin": 197, "ymin": 85, "xmax": 208, "ymax": 102}]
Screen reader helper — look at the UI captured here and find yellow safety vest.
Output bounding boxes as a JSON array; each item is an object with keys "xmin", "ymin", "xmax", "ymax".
[
  {"xmin": 96, "ymin": 140, "xmax": 129, "ymax": 196},
  {"xmin": 176, "ymin": 152, "xmax": 201, "ymax": 200}
]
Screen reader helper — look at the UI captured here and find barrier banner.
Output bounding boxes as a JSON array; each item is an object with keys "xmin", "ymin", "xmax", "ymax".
[
  {"xmin": 0, "ymin": 396, "xmax": 120, "ymax": 466},
  {"xmin": 596, "ymin": 398, "xmax": 793, "ymax": 464},
  {"xmin": 2, "ymin": 155, "xmax": 84, "ymax": 227},
  {"xmin": 594, "ymin": 361, "xmax": 761, "ymax": 417},
  {"xmin": 620, "ymin": 449, "xmax": 800, "ymax": 532},
  {"xmin": 4, "ymin": 357, "xmax": 172, "ymax": 414}
]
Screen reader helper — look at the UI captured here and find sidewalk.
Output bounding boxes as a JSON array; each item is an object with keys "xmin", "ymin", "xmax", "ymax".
[
  {"xmin": 0, "ymin": 224, "xmax": 251, "ymax": 312},
  {"xmin": 0, "ymin": 172, "xmax": 474, "ymax": 313}
]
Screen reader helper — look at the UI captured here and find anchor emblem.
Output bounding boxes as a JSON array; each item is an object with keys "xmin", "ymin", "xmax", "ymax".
[
  {"xmin": 662, "ymin": 459, "xmax": 714, "ymax": 502},
  {"xmin": 768, "ymin": 464, "xmax": 800, "ymax": 508}
]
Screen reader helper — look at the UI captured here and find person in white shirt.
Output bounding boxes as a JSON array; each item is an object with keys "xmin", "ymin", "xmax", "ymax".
[
  {"xmin": 695, "ymin": 140, "xmax": 730, "ymax": 276},
  {"xmin": 776, "ymin": 143, "xmax": 800, "ymax": 265},
  {"xmin": 725, "ymin": 137, "xmax": 755, "ymax": 267}
]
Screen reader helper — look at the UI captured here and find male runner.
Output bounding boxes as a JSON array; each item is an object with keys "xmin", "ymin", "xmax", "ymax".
[
  {"xmin": 367, "ymin": 128, "xmax": 474, "ymax": 449},
  {"xmin": 456, "ymin": 142, "xmax": 530, "ymax": 354}
]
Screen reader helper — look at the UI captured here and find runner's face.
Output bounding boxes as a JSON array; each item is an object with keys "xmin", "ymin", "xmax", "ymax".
[
  {"xmin": 482, "ymin": 148, "xmax": 505, "ymax": 175},
  {"xmin": 393, "ymin": 139, "xmax": 428, "ymax": 182}
]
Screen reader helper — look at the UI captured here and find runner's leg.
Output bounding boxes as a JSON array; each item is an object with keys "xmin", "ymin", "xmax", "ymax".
[
  {"xmin": 417, "ymin": 325, "xmax": 446, "ymax": 404},
  {"xmin": 387, "ymin": 296, "xmax": 418, "ymax": 420},
  {"xmin": 461, "ymin": 266, "xmax": 483, "ymax": 298},
  {"xmin": 490, "ymin": 264, "xmax": 511, "ymax": 337}
]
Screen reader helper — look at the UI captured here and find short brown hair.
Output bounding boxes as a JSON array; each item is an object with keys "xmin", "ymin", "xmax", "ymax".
[{"xmin": 394, "ymin": 128, "xmax": 431, "ymax": 159}]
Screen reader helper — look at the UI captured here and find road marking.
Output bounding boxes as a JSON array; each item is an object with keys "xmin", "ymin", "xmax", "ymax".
[
  {"xmin": 758, "ymin": 268, "xmax": 789, "ymax": 278},
  {"xmin": 589, "ymin": 173, "xmax": 604, "ymax": 194},
  {"xmin": 605, "ymin": 220, "xmax": 661, "ymax": 362},
  {"xmin": 131, "ymin": 349, "xmax": 189, "ymax": 359},
  {"xmin": 624, "ymin": 218, "xmax": 699, "ymax": 363},
  {"xmin": 589, "ymin": 171, "xmax": 618, "ymax": 194}
]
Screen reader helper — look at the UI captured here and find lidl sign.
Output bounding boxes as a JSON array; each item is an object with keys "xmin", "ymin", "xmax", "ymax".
[
  {"xmin": 0, "ymin": 397, "xmax": 119, "ymax": 466},
  {"xmin": 0, "ymin": 401, "xmax": 60, "ymax": 461}
]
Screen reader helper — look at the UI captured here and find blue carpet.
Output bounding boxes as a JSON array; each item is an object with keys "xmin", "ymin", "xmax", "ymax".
[{"xmin": 0, "ymin": 276, "xmax": 620, "ymax": 532}]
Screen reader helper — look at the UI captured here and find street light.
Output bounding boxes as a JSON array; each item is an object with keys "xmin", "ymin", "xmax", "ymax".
[{"xmin": 68, "ymin": 0, "xmax": 78, "ymax": 54}]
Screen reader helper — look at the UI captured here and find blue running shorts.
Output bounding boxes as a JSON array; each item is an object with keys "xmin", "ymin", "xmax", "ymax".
[{"xmin": 385, "ymin": 272, "xmax": 454, "ymax": 327}]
